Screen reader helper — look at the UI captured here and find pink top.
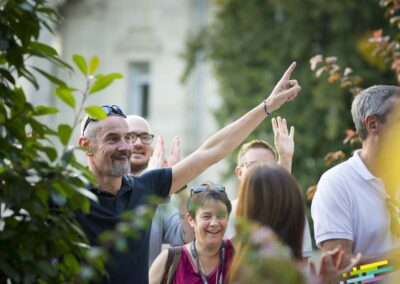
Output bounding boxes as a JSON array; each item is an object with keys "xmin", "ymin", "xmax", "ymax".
[{"xmin": 172, "ymin": 240, "xmax": 234, "ymax": 284}]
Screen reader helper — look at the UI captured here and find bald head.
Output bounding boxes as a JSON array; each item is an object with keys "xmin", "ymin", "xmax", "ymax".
[
  {"xmin": 126, "ymin": 115, "xmax": 151, "ymax": 134},
  {"xmin": 126, "ymin": 115, "xmax": 154, "ymax": 175}
]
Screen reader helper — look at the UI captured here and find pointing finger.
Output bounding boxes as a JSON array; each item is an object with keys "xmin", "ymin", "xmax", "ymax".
[{"xmin": 281, "ymin": 62, "xmax": 297, "ymax": 81}]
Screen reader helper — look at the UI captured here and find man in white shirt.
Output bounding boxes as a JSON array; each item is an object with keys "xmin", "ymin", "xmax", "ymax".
[
  {"xmin": 225, "ymin": 117, "xmax": 313, "ymax": 260},
  {"xmin": 311, "ymin": 85, "xmax": 400, "ymax": 265}
]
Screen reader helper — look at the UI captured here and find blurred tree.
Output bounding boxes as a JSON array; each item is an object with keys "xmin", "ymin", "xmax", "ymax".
[{"xmin": 183, "ymin": 0, "xmax": 395, "ymax": 193}]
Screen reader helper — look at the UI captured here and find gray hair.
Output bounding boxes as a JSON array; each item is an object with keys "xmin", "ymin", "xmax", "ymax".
[
  {"xmin": 80, "ymin": 114, "xmax": 99, "ymax": 141},
  {"xmin": 351, "ymin": 85, "xmax": 400, "ymax": 140}
]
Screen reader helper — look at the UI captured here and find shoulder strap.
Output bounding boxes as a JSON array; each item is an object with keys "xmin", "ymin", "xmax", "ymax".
[
  {"xmin": 161, "ymin": 248, "xmax": 175, "ymax": 284},
  {"xmin": 166, "ymin": 246, "xmax": 182, "ymax": 284}
]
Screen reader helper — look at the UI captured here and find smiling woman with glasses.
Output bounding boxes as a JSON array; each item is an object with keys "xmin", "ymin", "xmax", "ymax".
[
  {"xmin": 149, "ymin": 183, "xmax": 234, "ymax": 284},
  {"xmin": 81, "ymin": 105, "xmax": 126, "ymax": 136}
]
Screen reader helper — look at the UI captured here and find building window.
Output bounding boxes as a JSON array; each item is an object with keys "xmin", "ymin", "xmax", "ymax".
[{"xmin": 128, "ymin": 62, "xmax": 150, "ymax": 118}]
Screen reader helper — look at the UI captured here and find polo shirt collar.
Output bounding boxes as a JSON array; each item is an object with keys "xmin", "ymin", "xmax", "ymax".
[
  {"xmin": 88, "ymin": 176, "xmax": 132, "ymax": 197},
  {"xmin": 351, "ymin": 149, "xmax": 378, "ymax": 181}
]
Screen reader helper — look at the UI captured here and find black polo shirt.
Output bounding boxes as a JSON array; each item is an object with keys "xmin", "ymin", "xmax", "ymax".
[{"xmin": 75, "ymin": 168, "xmax": 172, "ymax": 284}]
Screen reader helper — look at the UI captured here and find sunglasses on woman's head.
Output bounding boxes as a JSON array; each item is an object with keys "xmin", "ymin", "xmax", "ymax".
[
  {"xmin": 82, "ymin": 105, "xmax": 126, "ymax": 135},
  {"xmin": 190, "ymin": 184, "xmax": 226, "ymax": 196}
]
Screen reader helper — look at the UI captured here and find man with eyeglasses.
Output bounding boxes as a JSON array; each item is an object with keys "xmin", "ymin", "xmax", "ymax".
[
  {"xmin": 224, "ymin": 116, "xmax": 313, "ymax": 261},
  {"xmin": 126, "ymin": 115, "xmax": 155, "ymax": 175},
  {"xmin": 77, "ymin": 62, "xmax": 300, "ymax": 284},
  {"xmin": 125, "ymin": 115, "xmax": 193, "ymax": 267}
]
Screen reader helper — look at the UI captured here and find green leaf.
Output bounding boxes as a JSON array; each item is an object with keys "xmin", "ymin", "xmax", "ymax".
[
  {"xmin": 72, "ymin": 54, "xmax": 87, "ymax": 75},
  {"xmin": 36, "ymin": 187, "xmax": 50, "ymax": 205},
  {"xmin": 58, "ymin": 124, "xmax": 72, "ymax": 146},
  {"xmin": 89, "ymin": 55, "xmax": 99, "ymax": 75},
  {"xmin": 48, "ymin": 54, "xmax": 73, "ymax": 71},
  {"xmin": 84, "ymin": 105, "xmax": 107, "ymax": 120},
  {"xmin": 34, "ymin": 105, "xmax": 59, "ymax": 116},
  {"xmin": 64, "ymin": 254, "xmax": 80, "ymax": 273},
  {"xmin": 0, "ymin": 68, "xmax": 16, "ymax": 84},
  {"xmin": 73, "ymin": 187, "xmax": 98, "ymax": 203},
  {"xmin": 0, "ymin": 258, "xmax": 20, "ymax": 282},
  {"xmin": 61, "ymin": 149, "xmax": 74, "ymax": 166},
  {"xmin": 115, "ymin": 238, "xmax": 128, "ymax": 252},
  {"xmin": 29, "ymin": 42, "xmax": 58, "ymax": 56},
  {"xmin": 50, "ymin": 189, "xmax": 67, "ymax": 206},
  {"xmin": 19, "ymin": 68, "xmax": 39, "ymax": 89},
  {"xmin": 41, "ymin": 146, "xmax": 58, "ymax": 162},
  {"xmin": 89, "ymin": 73, "xmax": 123, "ymax": 94},
  {"xmin": 33, "ymin": 66, "xmax": 67, "ymax": 87},
  {"xmin": 54, "ymin": 87, "xmax": 76, "ymax": 108}
]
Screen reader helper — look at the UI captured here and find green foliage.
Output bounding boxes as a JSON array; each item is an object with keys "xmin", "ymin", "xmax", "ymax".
[
  {"xmin": 306, "ymin": 0, "xmax": 400, "ymax": 204},
  {"xmin": 230, "ymin": 222, "xmax": 307, "ymax": 284},
  {"xmin": 183, "ymin": 0, "xmax": 395, "ymax": 191},
  {"xmin": 89, "ymin": 73, "xmax": 124, "ymax": 94},
  {"xmin": 0, "ymin": 1, "xmax": 129, "ymax": 283},
  {"xmin": 73, "ymin": 54, "xmax": 88, "ymax": 76}
]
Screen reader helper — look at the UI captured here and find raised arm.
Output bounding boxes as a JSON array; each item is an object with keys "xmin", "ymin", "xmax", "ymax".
[
  {"xmin": 272, "ymin": 116, "xmax": 294, "ymax": 173},
  {"xmin": 148, "ymin": 136, "xmax": 168, "ymax": 169},
  {"xmin": 149, "ymin": 136, "xmax": 194, "ymax": 243},
  {"xmin": 170, "ymin": 62, "xmax": 301, "ymax": 194},
  {"xmin": 165, "ymin": 137, "xmax": 194, "ymax": 243}
]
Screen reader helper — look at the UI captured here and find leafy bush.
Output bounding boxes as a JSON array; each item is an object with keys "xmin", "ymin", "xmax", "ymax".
[{"xmin": 0, "ymin": 1, "xmax": 123, "ymax": 282}]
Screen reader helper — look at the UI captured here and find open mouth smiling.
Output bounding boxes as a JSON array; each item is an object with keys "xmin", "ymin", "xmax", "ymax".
[{"xmin": 206, "ymin": 230, "xmax": 221, "ymax": 234}]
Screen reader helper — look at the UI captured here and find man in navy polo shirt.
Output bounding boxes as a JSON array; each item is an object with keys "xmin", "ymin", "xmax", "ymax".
[{"xmin": 77, "ymin": 62, "xmax": 300, "ymax": 284}]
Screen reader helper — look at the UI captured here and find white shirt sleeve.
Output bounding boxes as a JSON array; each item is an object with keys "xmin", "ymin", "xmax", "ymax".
[
  {"xmin": 311, "ymin": 174, "xmax": 354, "ymax": 248},
  {"xmin": 224, "ymin": 199, "xmax": 238, "ymax": 239},
  {"xmin": 302, "ymin": 217, "xmax": 313, "ymax": 257}
]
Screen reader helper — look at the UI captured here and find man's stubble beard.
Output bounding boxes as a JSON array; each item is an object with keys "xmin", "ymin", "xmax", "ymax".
[
  {"xmin": 110, "ymin": 151, "xmax": 132, "ymax": 176},
  {"xmin": 111, "ymin": 161, "xmax": 131, "ymax": 176}
]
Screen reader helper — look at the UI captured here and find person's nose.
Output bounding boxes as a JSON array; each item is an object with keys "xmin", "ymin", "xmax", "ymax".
[
  {"xmin": 209, "ymin": 216, "xmax": 218, "ymax": 226},
  {"xmin": 132, "ymin": 136, "xmax": 144, "ymax": 147},
  {"xmin": 119, "ymin": 137, "xmax": 132, "ymax": 153}
]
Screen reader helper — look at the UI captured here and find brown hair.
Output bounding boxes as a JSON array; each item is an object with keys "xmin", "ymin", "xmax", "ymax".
[
  {"xmin": 237, "ymin": 140, "xmax": 277, "ymax": 166},
  {"xmin": 236, "ymin": 163, "xmax": 305, "ymax": 260},
  {"xmin": 187, "ymin": 187, "xmax": 232, "ymax": 218}
]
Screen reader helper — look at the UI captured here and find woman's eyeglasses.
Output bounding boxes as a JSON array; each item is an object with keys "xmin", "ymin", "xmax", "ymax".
[
  {"xmin": 190, "ymin": 184, "xmax": 226, "ymax": 196},
  {"xmin": 82, "ymin": 105, "xmax": 126, "ymax": 135}
]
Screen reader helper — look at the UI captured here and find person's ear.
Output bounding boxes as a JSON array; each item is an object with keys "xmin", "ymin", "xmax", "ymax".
[
  {"xmin": 364, "ymin": 115, "xmax": 380, "ymax": 136},
  {"xmin": 187, "ymin": 213, "xmax": 195, "ymax": 228},
  {"xmin": 79, "ymin": 136, "xmax": 94, "ymax": 156},
  {"xmin": 235, "ymin": 166, "xmax": 243, "ymax": 180}
]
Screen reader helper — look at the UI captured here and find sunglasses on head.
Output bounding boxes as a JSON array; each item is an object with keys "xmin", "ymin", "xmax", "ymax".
[
  {"xmin": 82, "ymin": 105, "xmax": 126, "ymax": 135},
  {"xmin": 190, "ymin": 184, "xmax": 226, "ymax": 196}
]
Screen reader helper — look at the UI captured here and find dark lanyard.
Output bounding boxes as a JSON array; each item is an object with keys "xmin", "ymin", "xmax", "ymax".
[{"xmin": 191, "ymin": 239, "xmax": 226, "ymax": 284}]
